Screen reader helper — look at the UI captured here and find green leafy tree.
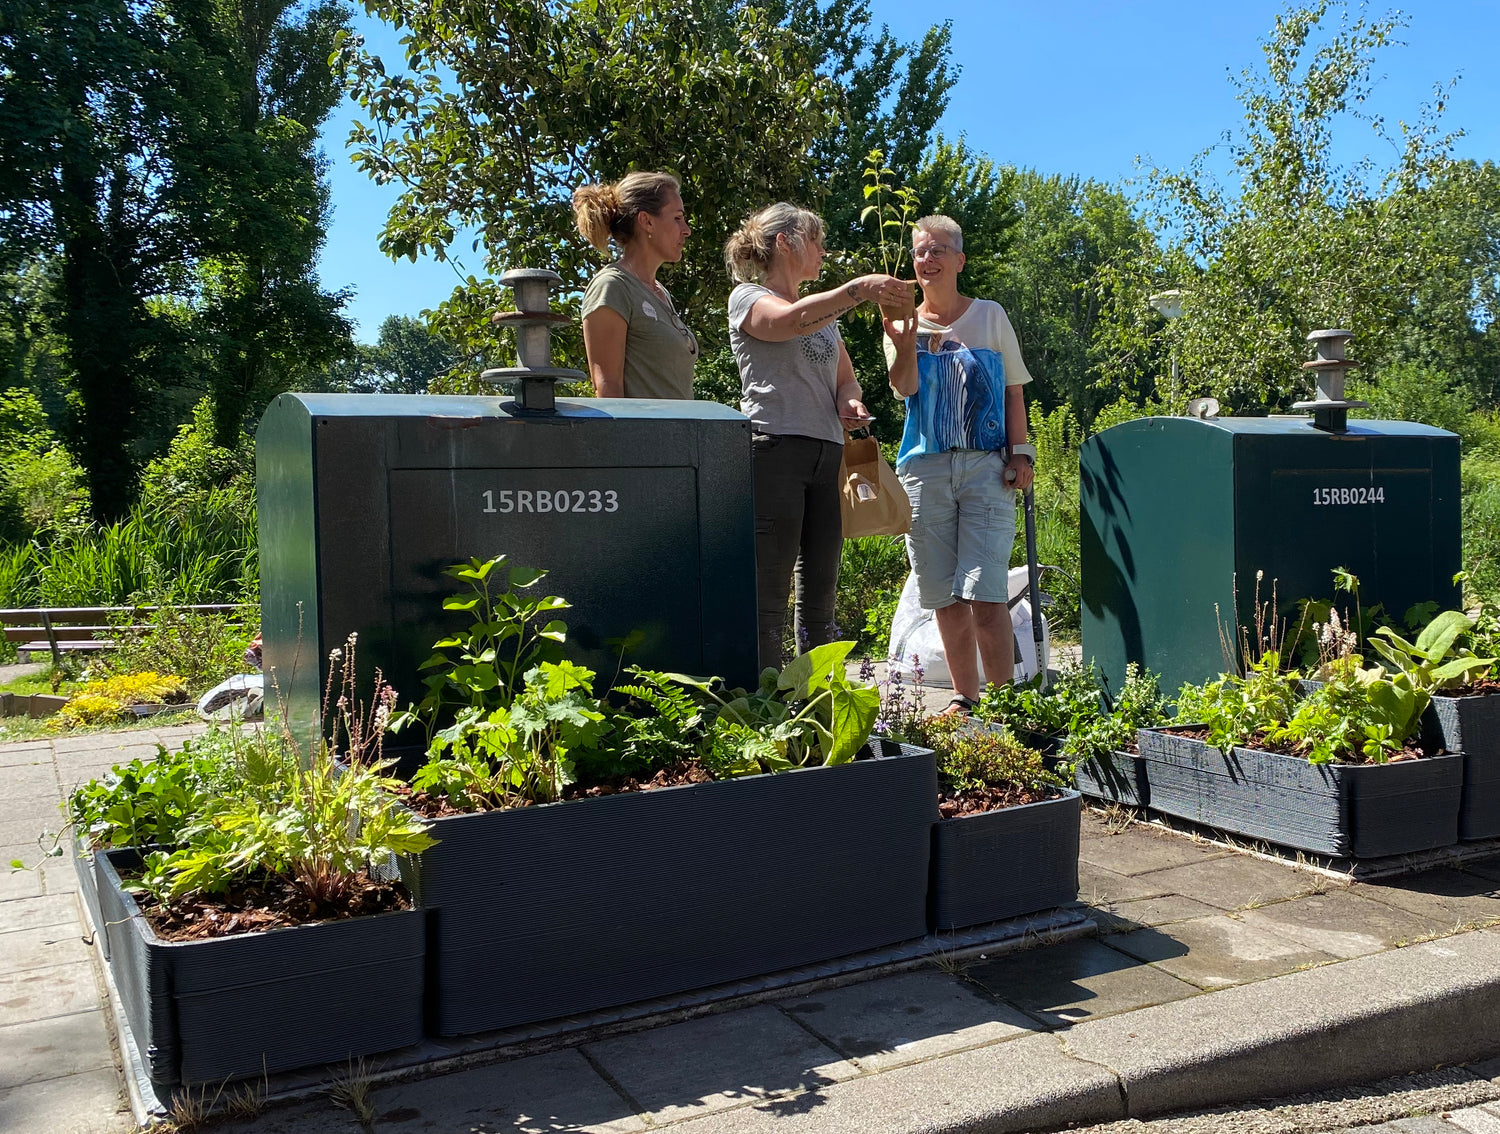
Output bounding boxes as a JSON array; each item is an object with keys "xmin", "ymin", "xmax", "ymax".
[
  {"xmin": 1139, "ymin": 2, "xmax": 1468, "ymax": 413},
  {"xmin": 348, "ymin": 315, "xmax": 460, "ymax": 394}
]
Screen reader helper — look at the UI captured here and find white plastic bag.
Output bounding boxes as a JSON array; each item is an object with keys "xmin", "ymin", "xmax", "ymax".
[
  {"xmin": 887, "ymin": 568, "xmax": 1050, "ymax": 688},
  {"xmin": 196, "ymin": 673, "xmax": 264, "ymax": 721}
]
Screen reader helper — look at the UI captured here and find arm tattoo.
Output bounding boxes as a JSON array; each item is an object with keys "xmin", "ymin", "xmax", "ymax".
[{"xmin": 796, "ymin": 301, "xmax": 857, "ymax": 331}]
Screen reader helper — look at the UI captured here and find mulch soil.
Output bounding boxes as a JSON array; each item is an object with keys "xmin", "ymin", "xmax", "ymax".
[
  {"xmin": 938, "ymin": 784, "xmax": 1059, "ymax": 818},
  {"xmin": 400, "ymin": 759, "xmax": 716, "ymax": 818},
  {"xmin": 134, "ymin": 870, "xmax": 410, "ymax": 942}
]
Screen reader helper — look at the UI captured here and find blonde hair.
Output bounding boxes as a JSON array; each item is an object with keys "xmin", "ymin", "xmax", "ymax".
[
  {"xmin": 914, "ymin": 214, "xmax": 963, "ymax": 253},
  {"xmin": 723, "ymin": 203, "xmax": 825, "ymax": 283},
  {"xmin": 572, "ymin": 172, "xmax": 681, "ymax": 252}
]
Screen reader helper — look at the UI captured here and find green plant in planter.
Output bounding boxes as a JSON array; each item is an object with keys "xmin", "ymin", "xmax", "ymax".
[
  {"xmin": 412, "ymin": 659, "xmax": 611, "ymax": 809},
  {"xmin": 389, "ymin": 554, "xmax": 570, "ymax": 746},
  {"xmin": 860, "ymin": 148, "xmax": 921, "ymax": 280},
  {"xmin": 1059, "ymin": 663, "xmax": 1170, "ymax": 771},
  {"xmin": 669, "ymin": 641, "xmax": 880, "ymax": 777},
  {"xmin": 1174, "ymin": 651, "xmax": 1301, "ymax": 755},
  {"xmin": 1368, "ymin": 610, "xmax": 1495, "ymax": 691},
  {"xmin": 918, "ymin": 714, "xmax": 1061, "ymax": 798},
  {"xmin": 128, "ymin": 636, "xmax": 433, "ymax": 910}
]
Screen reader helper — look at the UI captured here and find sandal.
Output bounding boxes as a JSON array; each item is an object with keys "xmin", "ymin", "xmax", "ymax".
[{"xmin": 939, "ymin": 695, "xmax": 977, "ymax": 718}]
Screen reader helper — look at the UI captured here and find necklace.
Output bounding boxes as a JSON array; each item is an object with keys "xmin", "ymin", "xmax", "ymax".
[{"xmin": 620, "ymin": 261, "xmax": 666, "ymax": 301}]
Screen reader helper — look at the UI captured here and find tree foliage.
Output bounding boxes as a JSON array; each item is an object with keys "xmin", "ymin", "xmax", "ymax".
[{"xmin": 1140, "ymin": 2, "xmax": 1474, "ymax": 413}]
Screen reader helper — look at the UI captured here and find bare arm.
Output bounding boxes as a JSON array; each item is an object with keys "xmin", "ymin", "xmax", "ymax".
[
  {"xmin": 740, "ymin": 275, "xmax": 906, "ymax": 343},
  {"xmin": 1003, "ymin": 383, "xmax": 1034, "ymax": 491},
  {"xmin": 581, "ymin": 306, "xmax": 628, "ymax": 398},
  {"xmin": 885, "ymin": 315, "xmax": 919, "ymax": 398}
]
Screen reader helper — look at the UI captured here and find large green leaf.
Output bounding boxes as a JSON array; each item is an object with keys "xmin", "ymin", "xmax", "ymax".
[{"xmin": 1413, "ymin": 610, "xmax": 1475, "ymax": 660}]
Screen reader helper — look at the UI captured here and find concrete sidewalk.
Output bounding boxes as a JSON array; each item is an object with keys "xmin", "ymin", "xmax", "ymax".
[{"xmin": 2, "ymin": 726, "xmax": 1499, "ymax": 1134}]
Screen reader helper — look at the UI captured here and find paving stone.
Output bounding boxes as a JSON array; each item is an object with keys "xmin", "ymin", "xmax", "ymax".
[
  {"xmin": 0, "ymin": 1010, "xmax": 116, "ymax": 1089},
  {"xmin": 0, "ymin": 862, "xmax": 44, "ymax": 900},
  {"xmin": 40, "ymin": 858, "xmax": 79, "ymax": 896},
  {"xmin": 1106, "ymin": 912, "xmax": 1339, "ymax": 989},
  {"xmin": 0, "ymin": 1067, "xmax": 131, "ymax": 1134},
  {"xmin": 1236, "ymin": 889, "xmax": 1450, "ymax": 958},
  {"xmin": 1449, "ymin": 1104, "xmax": 1500, "ymax": 1133},
  {"xmin": 0, "ymin": 962, "xmax": 100, "ymax": 1026},
  {"xmin": 1359, "ymin": 869, "xmax": 1500, "ymax": 930},
  {"xmin": 965, "ymin": 937, "xmax": 1200, "ymax": 1027},
  {"xmin": 1131, "ymin": 854, "xmax": 1315, "ymax": 911},
  {"xmin": 364, "ymin": 1048, "xmax": 644, "ymax": 1133},
  {"xmin": 211, "ymin": 1096, "xmax": 368, "ymax": 1133},
  {"xmin": 779, "ymin": 970, "xmax": 1038, "ymax": 1072},
  {"xmin": 1388, "ymin": 1118, "xmax": 1462, "ymax": 1133},
  {"xmin": 1093, "ymin": 894, "xmax": 1224, "ymax": 933},
  {"xmin": 584, "ymin": 1004, "xmax": 857, "ymax": 1125},
  {"xmin": 1076, "ymin": 859, "xmax": 1169, "ymax": 905},
  {"xmin": 0, "ymin": 923, "xmax": 92, "ymax": 973},
  {"xmin": 0, "ymin": 761, "xmax": 62, "ymax": 801},
  {"xmin": 0, "ymin": 745, "xmax": 53, "ymax": 770},
  {"xmin": 0, "ymin": 893, "xmax": 84, "ymax": 934},
  {"xmin": 0, "ymin": 815, "xmax": 62, "ymax": 847},
  {"xmin": 1076, "ymin": 827, "xmax": 1231, "ymax": 876}
]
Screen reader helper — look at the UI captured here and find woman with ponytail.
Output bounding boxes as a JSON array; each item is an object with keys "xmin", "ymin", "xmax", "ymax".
[
  {"xmin": 572, "ymin": 172, "xmax": 698, "ymax": 399},
  {"xmin": 725, "ymin": 202, "xmax": 909, "ymax": 670}
]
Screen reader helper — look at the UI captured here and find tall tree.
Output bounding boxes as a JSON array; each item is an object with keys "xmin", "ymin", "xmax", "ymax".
[
  {"xmin": 194, "ymin": 0, "xmax": 355, "ymax": 446},
  {"xmin": 1138, "ymin": 2, "xmax": 1468, "ymax": 413}
]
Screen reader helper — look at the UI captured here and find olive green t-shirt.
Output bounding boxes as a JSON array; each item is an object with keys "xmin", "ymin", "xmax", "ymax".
[{"xmin": 581, "ymin": 265, "xmax": 699, "ymax": 399}]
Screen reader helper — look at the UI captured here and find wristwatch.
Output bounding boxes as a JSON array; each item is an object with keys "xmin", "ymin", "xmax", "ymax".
[{"xmin": 1009, "ymin": 443, "xmax": 1036, "ymax": 464}]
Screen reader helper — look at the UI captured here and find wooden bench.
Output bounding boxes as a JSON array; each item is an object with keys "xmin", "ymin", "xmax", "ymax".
[{"xmin": 0, "ymin": 605, "xmax": 245, "ymax": 666}]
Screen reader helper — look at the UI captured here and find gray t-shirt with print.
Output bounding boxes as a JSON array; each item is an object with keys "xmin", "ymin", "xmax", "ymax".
[
  {"xmin": 581, "ymin": 264, "xmax": 698, "ymax": 399},
  {"xmin": 727, "ymin": 283, "xmax": 844, "ymax": 445}
]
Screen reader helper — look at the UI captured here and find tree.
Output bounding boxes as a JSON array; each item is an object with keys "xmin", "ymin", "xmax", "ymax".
[
  {"xmin": 1140, "ymin": 2, "xmax": 1469, "ymax": 413},
  {"xmin": 337, "ymin": 315, "xmax": 460, "ymax": 393}
]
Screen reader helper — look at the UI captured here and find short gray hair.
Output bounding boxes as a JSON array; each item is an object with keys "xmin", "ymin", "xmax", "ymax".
[{"xmin": 914, "ymin": 214, "xmax": 963, "ymax": 253}]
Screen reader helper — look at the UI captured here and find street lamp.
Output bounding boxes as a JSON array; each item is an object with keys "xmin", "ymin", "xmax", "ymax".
[{"xmin": 1148, "ymin": 289, "xmax": 1183, "ymax": 400}]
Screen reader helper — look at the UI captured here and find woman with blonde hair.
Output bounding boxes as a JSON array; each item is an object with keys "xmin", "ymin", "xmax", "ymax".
[
  {"xmin": 725, "ymin": 201, "xmax": 910, "ymax": 669},
  {"xmin": 572, "ymin": 171, "xmax": 698, "ymax": 398}
]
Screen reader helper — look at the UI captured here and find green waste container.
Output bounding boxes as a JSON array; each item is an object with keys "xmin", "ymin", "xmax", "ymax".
[{"xmin": 1080, "ymin": 416, "xmax": 1460, "ymax": 699}]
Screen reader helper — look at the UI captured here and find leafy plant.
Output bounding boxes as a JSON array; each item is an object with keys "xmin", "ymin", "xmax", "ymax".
[
  {"xmin": 609, "ymin": 666, "xmax": 711, "ymax": 776},
  {"xmin": 126, "ymin": 635, "xmax": 433, "ymax": 911},
  {"xmin": 673, "ymin": 641, "xmax": 880, "ymax": 777},
  {"xmin": 914, "ymin": 714, "xmax": 1061, "ymax": 799},
  {"xmin": 390, "ymin": 554, "xmax": 570, "ymax": 745},
  {"xmin": 1368, "ymin": 610, "xmax": 1496, "ymax": 691},
  {"xmin": 1174, "ymin": 652, "xmax": 1302, "ymax": 755},
  {"xmin": 97, "ymin": 603, "xmax": 256, "ymax": 694},
  {"xmin": 51, "ymin": 672, "xmax": 189, "ymax": 729},
  {"xmin": 860, "ymin": 148, "xmax": 920, "ymax": 279}
]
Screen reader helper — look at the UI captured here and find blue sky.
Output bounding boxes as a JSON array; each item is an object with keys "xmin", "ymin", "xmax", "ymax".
[{"xmin": 317, "ymin": 1, "xmax": 1500, "ymax": 339}]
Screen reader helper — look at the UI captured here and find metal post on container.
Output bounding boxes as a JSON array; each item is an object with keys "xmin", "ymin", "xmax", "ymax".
[
  {"xmin": 1293, "ymin": 329, "xmax": 1367, "ymax": 433},
  {"xmin": 481, "ymin": 268, "xmax": 587, "ymax": 413}
]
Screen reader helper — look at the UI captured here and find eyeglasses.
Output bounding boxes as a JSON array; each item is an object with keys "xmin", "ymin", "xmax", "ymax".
[{"xmin": 913, "ymin": 244, "xmax": 957, "ymax": 261}]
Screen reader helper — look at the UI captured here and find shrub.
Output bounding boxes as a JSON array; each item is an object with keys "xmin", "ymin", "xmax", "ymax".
[
  {"xmin": 51, "ymin": 672, "xmax": 188, "ymax": 729},
  {"xmin": 99, "ymin": 604, "xmax": 256, "ymax": 693},
  {"xmin": 837, "ymin": 535, "xmax": 909, "ymax": 655}
]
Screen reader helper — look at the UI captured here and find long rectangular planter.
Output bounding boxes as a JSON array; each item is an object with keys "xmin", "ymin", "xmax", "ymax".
[
  {"xmin": 1135, "ymin": 728, "xmax": 1462, "ymax": 858},
  {"xmin": 1073, "ymin": 751, "xmax": 1150, "ymax": 807},
  {"xmin": 403, "ymin": 739, "xmax": 938, "ymax": 1037},
  {"xmin": 928, "ymin": 790, "xmax": 1080, "ymax": 932},
  {"xmin": 97, "ymin": 850, "xmax": 425, "ymax": 1089},
  {"xmin": 1425, "ymin": 694, "xmax": 1500, "ymax": 841},
  {"xmin": 72, "ymin": 832, "xmax": 106, "ymax": 960}
]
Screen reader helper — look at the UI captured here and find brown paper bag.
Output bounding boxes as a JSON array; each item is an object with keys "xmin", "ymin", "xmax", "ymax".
[{"xmin": 840, "ymin": 431, "xmax": 911, "ymax": 538}]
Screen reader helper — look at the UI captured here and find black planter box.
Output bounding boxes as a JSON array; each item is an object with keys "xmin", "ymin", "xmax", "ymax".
[
  {"xmin": 1135, "ymin": 728, "xmax": 1462, "ymax": 857},
  {"xmin": 403, "ymin": 739, "xmax": 938, "ymax": 1037},
  {"xmin": 1426, "ymin": 693, "xmax": 1500, "ymax": 841},
  {"xmin": 72, "ymin": 832, "xmax": 107, "ymax": 960},
  {"xmin": 97, "ymin": 850, "xmax": 425, "ymax": 1089},
  {"xmin": 1072, "ymin": 751, "xmax": 1150, "ymax": 807},
  {"xmin": 928, "ymin": 790, "xmax": 1080, "ymax": 932}
]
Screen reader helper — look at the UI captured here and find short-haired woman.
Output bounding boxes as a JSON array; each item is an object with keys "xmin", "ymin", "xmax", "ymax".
[
  {"xmin": 885, "ymin": 214, "xmax": 1035, "ymax": 714},
  {"xmin": 725, "ymin": 202, "xmax": 910, "ymax": 670},
  {"xmin": 572, "ymin": 172, "xmax": 698, "ymax": 398}
]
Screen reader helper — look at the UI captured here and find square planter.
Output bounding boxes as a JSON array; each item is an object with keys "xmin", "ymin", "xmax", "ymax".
[
  {"xmin": 97, "ymin": 850, "xmax": 425, "ymax": 1090},
  {"xmin": 1136, "ymin": 727, "xmax": 1462, "ymax": 858},
  {"xmin": 928, "ymin": 790, "xmax": 1080, "ymax": 932},
  {"xmin": 1425, "ymin": 694, "xmax": 1500, "ymax": 841},
  {"xmin": 403, "ymin": 739, "xmax": 938, "ymax": 1037},
  {"xmin": 1072, "ymin": 751, "xmax": 1150, "ymax": 807}
]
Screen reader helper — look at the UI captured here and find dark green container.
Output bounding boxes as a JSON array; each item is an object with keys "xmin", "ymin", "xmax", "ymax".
[
  {"xmin": 1080, "ymin": 416, "xmax": 1460, "ymax": 699},
  {"xmin": 257, "ymin": 393, "xmax": 759, "ymax": 745}
]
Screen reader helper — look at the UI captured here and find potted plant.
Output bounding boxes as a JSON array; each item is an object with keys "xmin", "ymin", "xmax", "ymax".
[
  {"xmin": 95, "ymin": 638, "xmax": 434, "ymax": 1092},
  {"xmin": 1367, "ymin": 599, "xmax": 1500, "ymax": 840},
  {"xmin": 1140, "ymin": 613, "xmax": 1461, "ymax": 858},
  {"xmin": 861, "ymin": 148, "xmax": 918, "ymax": 324},
  {"xmin": 878, "ymin": 677, "xmax": 1078, "ymax": 932},
  {"xmin": 391, "ymin": 555, "xmax": 938, "ymax": 1037}
]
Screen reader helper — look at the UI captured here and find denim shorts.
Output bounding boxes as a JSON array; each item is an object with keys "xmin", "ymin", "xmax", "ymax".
[{"xmin": 898, "ymin": 450, "xmax": 1017, "ymax": 608}]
